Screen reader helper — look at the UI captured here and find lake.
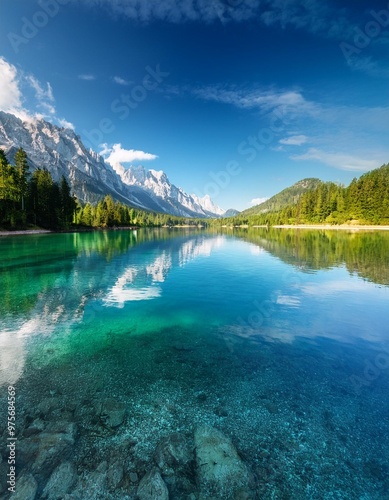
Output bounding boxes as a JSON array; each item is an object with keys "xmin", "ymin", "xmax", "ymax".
[{"xmin": 0, "ymin": 228, "xmax": 388, "ymax": 499}]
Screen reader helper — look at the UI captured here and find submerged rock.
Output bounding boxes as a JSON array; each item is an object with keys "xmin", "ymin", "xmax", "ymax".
[
  {"xmin": 129, "ymin": 472, "xmax": 139, "ymax": 483},
  {"xmin": 12, "ymin": 472, "xmax": 38, "ymax": 500},
  {"xmin": 137, "ymin": 467, "xmax": 169, "ymax": 500},
  {"xmin": 23, "ymin": 418, "xmax": 45, "ymax": 437},
  {"xmin": 42, "ymin": 461, "xmax": 77, "ymax": 499},
  {"xmin": 17, "ymin": 421, "xmax": 76, "ymax": 477},
  {"xmin": 154, "ymin": 433, "xmax": 194, "ymax": 476},
  {"xmin": 101, "ymin": 399, "xmax": 126, "ymax": 428},
  {"xmin": 194, "ymin": 425, "xmax": 251, "ymax": 499},
  {"xmin": 36, "ymin": 397, "xmax": 61, "ymax": 417},
  {"xmin": 70, "ymin": 461, "xmax": 108, "ymax": 498},
  {"xmin": 107, "ymin": 460, "xmax": 124, "ymax": 490}
]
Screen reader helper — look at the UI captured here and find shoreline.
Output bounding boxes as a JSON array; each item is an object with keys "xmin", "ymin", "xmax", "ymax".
[
  {"xmin": 223, "ymin": 224, "xmax": 389, "ymax": 231},
  {"xmin": 271, "ymin": 224, "xmax": 389, "ymax": 231},
  {"xmin": 0, "ymin": 225, "xmax": 204, "ymax": 237},
  {"xmin": 2, "ymin": 224, "xmax": 389, "ymax": 237},
  {"xmin": 0, "ymin": 229, "xmax": 53, "ymax": 237},
  {"xmin": 0, "ymin": 226, "xmax": 138, "ymax": 237}
]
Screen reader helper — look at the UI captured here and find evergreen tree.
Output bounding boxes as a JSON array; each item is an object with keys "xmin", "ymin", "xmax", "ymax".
[
  {"xmin": 29, "ymin": 168, "xmax": 58, "ymax": 228},
  {"xmin": 14, "ymin": 148, "xmax": 29, "ymax": 211},
  {"xmin": 59, "ymin": 176, "xmax": 76, "ymax": 228}
]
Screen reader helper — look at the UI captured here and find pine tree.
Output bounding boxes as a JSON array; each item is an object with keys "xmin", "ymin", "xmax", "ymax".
[
  {"xmin": 59, "ymin": 176, "xmax": 75, "ymax": 228},
  {"xmin": 14, "ymin": 148, "xmax": 29, "ymax": 211}
]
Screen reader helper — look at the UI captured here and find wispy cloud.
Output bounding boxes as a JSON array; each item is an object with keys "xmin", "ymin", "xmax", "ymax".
[
  {"xmin": 58, "ymin": 118, "xmax": 75, "ymax": 130},
  {"xmin": 344, "ymin": 55, "xmax": 389, "ymax": 79},
  {"xmin": 112, "ymin": 76, "xmax": 131, "ymax": 86},
  {"xmin": 101, "ymin": 143, "xmax": 158, "ymax": 168},
  {"xmin": 192, "ymin": 85, "xmax": 318, "ymax": 116},
  {"xmin": 250, "ymin": 197, "xmax": 269, "ymax": 206},
  {"xmin": 190, "ymin": 83, "xmax": 389, "ymax": 172},
  {"xmin": 72, "ymin": 0, "xmax": 261, "ymax": 23},
  {"xmin": 26, "ymin": 76, "xmax": 55, "ymax": 115},
  {"xmin": 78, "ymin": 74, "xmax": 96, "ymax": 81},
  {"xmin": 0, "ymin": 56, "xmax": 74, "ymax": 129},
  {"xmin": 260, "ymin": 0, "xmax": 350, "ymax": 37},
  {"xmin": 74, "ymin": 1, "xmax": 386, "ymax": 78},
  {"xmin": 279, "ymin": 134, "xmax": 308, "ymax": 146},
  {"xmin": 290, "ymin": 148, "xmax": 382, "ymax": 172},
  {"xmin": 72, "ymin": 0, "xmax": 353, "ymax": 34}
]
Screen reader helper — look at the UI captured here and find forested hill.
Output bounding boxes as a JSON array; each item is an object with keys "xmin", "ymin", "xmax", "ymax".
[
  {"xmin": 220, "ymin": 163, "xmax": 389, "ymax": 226},
  {"xmin": 241, "ymin": 178, "xmax": 323, "ymax": 216}
]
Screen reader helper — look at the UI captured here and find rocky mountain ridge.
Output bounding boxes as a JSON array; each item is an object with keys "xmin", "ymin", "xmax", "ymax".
[{"xmin": 0, "ymin": 111, "xmax": 225, "ymax": 218}]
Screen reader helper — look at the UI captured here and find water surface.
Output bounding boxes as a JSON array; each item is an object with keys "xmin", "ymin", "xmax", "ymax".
[{"xmin": 0, "ymin": 228, "xmax": 388, "ymax": 498}]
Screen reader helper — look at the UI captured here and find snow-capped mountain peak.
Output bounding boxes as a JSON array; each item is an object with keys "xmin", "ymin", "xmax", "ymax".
[
  {"xmin": 191, "ymin": 193, "xmax": 225, "ymax": 216},
  {"xmin": 110, "ymin": 162, "xmax": 225, "ymax": 217},
  {"xmin": 0, "ymin": 111, "xmax": 226, "ymax": 218}
]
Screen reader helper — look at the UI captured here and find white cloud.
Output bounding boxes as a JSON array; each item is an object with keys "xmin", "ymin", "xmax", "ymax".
[
  {"xmin": 112, "ymin": 76, "xmax": 131, "ymax": 86},
  {"xmin": 260, "ymin": 0, "xmax": 336, "ymax": 35},
  {"xmin": 250, "ymin": 197, "xmax": 269, "ymax": 206},
  {"xmin": 101, "ymin": 143, "xmax": 158, "ymax": 168},
  {"xmin": 58, "ymin": 118, "xmax": 75, "ymax": 130},
  {"xmin": 279, "ymin": 134, "xmax": 308, "ymax": 146},
  {"xmin": 71, "ymin": 0, "xmax": 261, "ymax": 23},
  {"xmin": 190, "ymin": 83, "xmax": 389, "ymax": 169},
  {"xmin": 0, "ymin": 57, "xmax": 23, "ymax": 116},
  {"xmin": 290, "ymin": 148, "xmax": 381, "ymax": 172},
  {"xmin": 344, "ymin": 55, "xmax": 389, "ymax": 79},
  {"xmin": 0, "ymin": 56, "xmax": 74, "ymax": 129},
  {"xmin": 70, "ymin": 0, "xmax": 354, "ymax": 38},
  {"xmin": 78, "ymin": 74, "xmax": 96, "ymax": 81},
  {"xmin": 192, "ymin": 86, "xmax": 318, "ymax": 117},
  {"xmin": 72, "ymin": 1, "xmax": 385, "ymax": 78},
  {"xmin": 26, "ymin": 75, "xmax": 56, "ymax": 115}
]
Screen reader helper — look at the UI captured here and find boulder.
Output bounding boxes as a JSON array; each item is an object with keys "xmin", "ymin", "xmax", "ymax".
[
  {"xmin": 12, "ymin": 472, "xmax": 38, "ymax": 500},
  {"xmin": 17, "ymin": 421, "xmax": 76, "ymax": 476},
  {"xmin": 137, "ymin": 467, "xmax": 169, "ymax": 500},
  {"xmin": 70, "ymin": 461, "xmax": 108, "ymax": 498},
  {"xmin": 107, "ymin": 460, "xmax": 124, "ymax": 490},
  {"xmin": 194, "ymin": 425, "xmax": 251, "ymax": 499},
  {"xmin": 42, "ymin": 461, "xmax": 77, "ymax": 499},
  {"xmin": 101, "ymin": 400, "xmax": 126, "ymax": 428},
  {"xmin": 154, "ymin": 433, "xmax": 193, "ymax": 476},
  {"xmin": 23, "ymin": 418, "xmax": 45, "ymax": 437}
]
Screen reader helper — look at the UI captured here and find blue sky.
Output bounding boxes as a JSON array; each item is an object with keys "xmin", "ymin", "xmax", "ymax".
[{"xmin": 0, "ymin": 0, "xmax": 388, "ymax": 210}]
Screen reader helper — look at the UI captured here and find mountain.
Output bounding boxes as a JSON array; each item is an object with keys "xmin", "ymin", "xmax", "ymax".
[
  {"xmin": 239, "ymin": 178, "xmax": 323, "ymax": 216},
  {"xmin": 0, "ymin": 111, "xmax": 224, "ymax": 218},
  {"xmin": 113, "ymin": 163, "xmax": 225, "ymax": 217},
  {"xmin": 223, "ymin": 208, "xmax": 240, "ymax": 217},
  {"xmin": 191, "ymin": 194, "xmax": 226, "ymax": 217}
]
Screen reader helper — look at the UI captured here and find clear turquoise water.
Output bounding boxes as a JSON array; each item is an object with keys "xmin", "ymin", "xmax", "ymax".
[{"xmin": 0, "ymin": 228, "xmax": 388, "ymax": 498}]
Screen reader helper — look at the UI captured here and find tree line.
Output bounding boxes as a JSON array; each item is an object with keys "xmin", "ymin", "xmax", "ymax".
[
  {"xmin": 0, "ymin": 148, "xmax": 208, "ymax": 230},
  {"xmin": 0, "ymin": 148, "xmax": 76, "ymax": 229},
  {"xmin": 73, "ymin": 198, "xmax": 209, "ymax": 228},
  {"xmin": 216, "ymin": 163, "xmax": 389, "ymax": 227}
]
